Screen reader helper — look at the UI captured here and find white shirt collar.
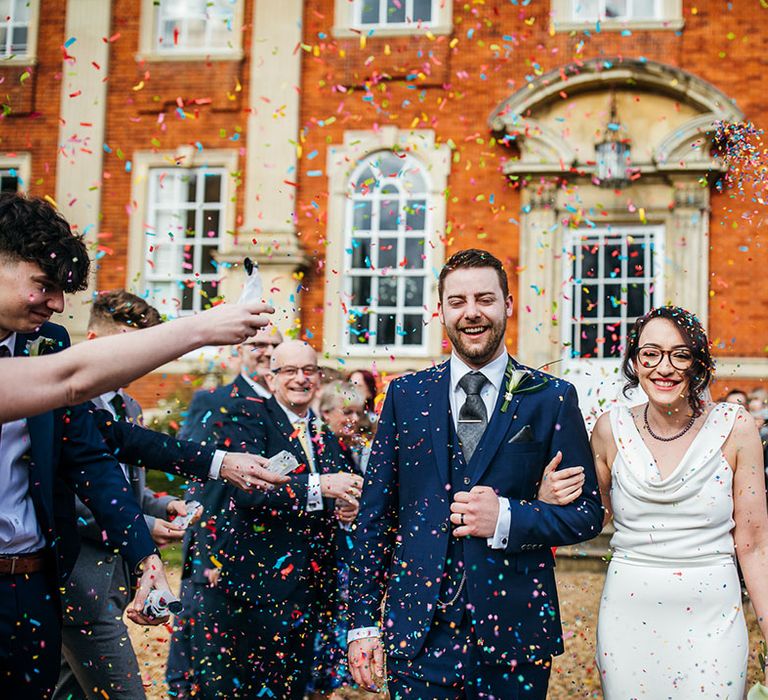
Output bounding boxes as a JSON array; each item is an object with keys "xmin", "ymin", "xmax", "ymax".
[
  {"xmin": 240, "ymin": 371, "xmax": 272, "ymax": 399},
  {"xmin": 0, "ymin": 333, "xmax": 16, "ymax": 356},
  {"xmin": 449, "ymin": 350, "xmax": 509, "ymax": 393},
  {"xmin": 275, "ymin": 399, "xmax": 311, "ymax": 427}
]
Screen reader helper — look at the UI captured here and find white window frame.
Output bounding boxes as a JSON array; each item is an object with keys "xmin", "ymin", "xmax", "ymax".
[
  {"xmin": 561, "ymin": 224, "xmax": 665, "ymax": 368},
  {"xmin": 137, "ymin": 0, "xmax": 244, "ymax": 62},
  {"xmin": 333, "ymin": 0, "xmax": 452, "ymax": 38},
  {"xmin": 128, "ymin": 148, "xmax": 239, "ymax": 320},
  {"xmin": 324, "ymin": 127, "xmax": 450, "ymax": 370},
  {"xmin": 0, "ymin": 152, "xmax": 30, "ymax": 191},
  {"xmin": 343, "ymin": 152, "xmax": 433, "ymax": 356},
  {"xmin": 0, "ymin": 0, "xmax": 39, "ymax": 64},
  {"xmin": 551, "ymin": 0, "xmax": 683, "ymax": 31}
]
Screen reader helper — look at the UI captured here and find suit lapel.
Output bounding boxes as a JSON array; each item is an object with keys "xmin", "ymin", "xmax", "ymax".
[
  {"xmin": 468, "ymin": 356, "xmax": 525, "ymax": 487},
  {"xmin": 266, "ymin": 397, "xmax": 311, "ymax": 470},
  {"xmin": 426, "ymin": 362, "xmax": 452, "ymax": 486}
]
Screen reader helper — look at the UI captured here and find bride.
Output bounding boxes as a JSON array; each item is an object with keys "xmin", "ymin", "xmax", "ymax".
[{"xmin": 587, "ymin": 306, "xmax": 768, "ymax": 697}]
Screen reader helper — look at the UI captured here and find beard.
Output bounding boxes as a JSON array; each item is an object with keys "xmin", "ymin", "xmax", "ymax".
[{"xmin": 445, "ymin": 318, "xmax": 506, "ymax": 366}]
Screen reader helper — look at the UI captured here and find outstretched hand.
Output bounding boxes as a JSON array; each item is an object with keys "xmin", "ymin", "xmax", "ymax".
[
  {"xmin": 536, "ymin": 451, "xmax": 585, "ymax": 506},
  {"xmin": 220, "ymin": 452, "xmax": 290, "ymax": 492}
]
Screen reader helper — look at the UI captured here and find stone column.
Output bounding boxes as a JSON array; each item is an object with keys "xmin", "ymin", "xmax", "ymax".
[
  {"xmin": 219, "ymin": 0, "xmax": 309, "ymax": 334},
  {"xmin": 56, "ymin": 0, "xmax": 112, "ymax": 341}
]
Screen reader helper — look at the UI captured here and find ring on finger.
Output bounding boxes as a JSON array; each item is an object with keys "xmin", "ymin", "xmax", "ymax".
[{"xmin": 460, "ymin": 513, "xmax": 465, "ymax": 526}]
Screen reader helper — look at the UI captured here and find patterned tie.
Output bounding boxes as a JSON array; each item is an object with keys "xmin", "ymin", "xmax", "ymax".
[
  {"xmin": 457, "ymin": 371, "xmax": 488, "ymax": 463},
  {"xmin": 110, "ymin": 393, "xmax": 128, "ymax": 422},
  {"xmin": 293, "ymin": 420, "xmax": 316, "ymax": 473}
]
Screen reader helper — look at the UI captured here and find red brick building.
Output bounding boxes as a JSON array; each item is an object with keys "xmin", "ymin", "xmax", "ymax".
[{"xmin": 2, "ymin": 0, "xmax": 766, "ymax": 416}]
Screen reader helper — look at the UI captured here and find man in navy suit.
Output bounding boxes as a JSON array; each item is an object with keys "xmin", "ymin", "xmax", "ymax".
[
  {"xmin": 348, "ymin": 249, "xmax": 604, "ymax": 699},
  {"xmin": 0, "ymin": 193, "xmax": 170, "ymax": 697},
  {"xmin": 165, "ymin": 324, "xmax": 283, "ymax": 698},
  {"xmin": 193, "ymin": 340, "xmax": 364, "ymax": 699}
]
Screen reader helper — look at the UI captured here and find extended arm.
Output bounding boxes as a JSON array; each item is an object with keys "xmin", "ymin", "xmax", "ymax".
[
  {"xmin": 0, "ymin": 301, "xmax": 272, "ymax": 422},
  {"xmin": 502, "ymin": 386, "xmax": 604, "ymax": 552},
  {"xmin": 731, "ymin": 408, "xmax": 768, "ymax": 684}
]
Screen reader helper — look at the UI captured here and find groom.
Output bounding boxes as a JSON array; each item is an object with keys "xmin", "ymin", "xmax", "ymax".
[{"xmin": 347, "ymin": 249, "xmax": 603, "ymax": 699}]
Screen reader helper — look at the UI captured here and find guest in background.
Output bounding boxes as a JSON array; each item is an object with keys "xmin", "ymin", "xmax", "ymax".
[{"xmin": 722, "ymin": 389, "xmax": 748, "ymax": 406}]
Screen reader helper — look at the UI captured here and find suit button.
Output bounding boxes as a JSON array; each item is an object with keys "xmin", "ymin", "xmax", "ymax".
[
  {"xmin": 439, "ymin": 522, "xmax": 448, "ymax": 533},
  {"xmin": 463, "ymin": 477, "xmax": 471, "ymax": 486}
]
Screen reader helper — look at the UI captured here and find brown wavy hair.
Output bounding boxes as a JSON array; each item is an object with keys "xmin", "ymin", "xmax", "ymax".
[{"xmin": 622, "ymin": 306, "xmax": 714, "ymax": 417}]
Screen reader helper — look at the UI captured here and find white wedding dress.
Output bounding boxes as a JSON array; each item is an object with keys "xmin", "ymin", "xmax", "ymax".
[{"xmin": 596, "ymin": 402, "xmax": 748, "ymax": 699}]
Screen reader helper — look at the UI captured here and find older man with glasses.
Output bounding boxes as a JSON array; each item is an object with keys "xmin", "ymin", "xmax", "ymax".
[{"xmin": 191, "ymin": 340, "xmax": 363, "ymax": 699}]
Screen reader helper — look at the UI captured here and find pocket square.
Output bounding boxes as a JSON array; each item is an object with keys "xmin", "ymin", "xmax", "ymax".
[{"xmin": 508, "ymin": 425, "xmax": 534, "ymax": 444}]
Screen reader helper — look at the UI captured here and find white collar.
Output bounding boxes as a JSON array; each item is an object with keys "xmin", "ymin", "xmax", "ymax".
[
  {"xmin": 449, "ymin": 350, "xmax": 509, "ymax": 393},
  {"xmin": 275, "ymin": 399, "xmax": 311, "ymax": 427},
  {"xmin": 0, "ymin": 333, "xmax": 16, "ymax": 356},
  {"xmin": 240, "ymin": 371, "xmax": 271, "ymax": 399}
]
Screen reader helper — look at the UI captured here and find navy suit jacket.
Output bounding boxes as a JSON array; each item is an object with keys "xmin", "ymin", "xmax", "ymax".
[
  {"xmin": 14, "ymin": 322, "xmax": 157, "ymax": 585},
  {"xmin": 218, "ymin": 396, "xmax": 349, "ymax": 607},
  {"xmin": 347, "ymin": 358, "xmax": 603, "ymax": 664}
]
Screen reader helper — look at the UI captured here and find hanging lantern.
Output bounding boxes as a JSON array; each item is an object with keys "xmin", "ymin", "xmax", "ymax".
[{"xmin": 595, "ymin": 93, "xmax": 632, "ymax": 189}]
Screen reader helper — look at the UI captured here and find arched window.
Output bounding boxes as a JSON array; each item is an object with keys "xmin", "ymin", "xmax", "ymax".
[{"xmin": 343, "ymin": 150, "xmax": 431, "ymax": 353}]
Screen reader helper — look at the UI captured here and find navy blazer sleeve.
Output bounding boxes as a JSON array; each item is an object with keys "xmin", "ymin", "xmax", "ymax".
[
  {"xmin": 502, "ymin": 384, "xmax": 604, "ymax": 552},
  {"xmin": 91, "ymin": 405, "xmax": 215, "ymax": 481},
  {"xmin": 347, "ymin": 383, "xmax": 400, "ymax": 631},
  {"xmin": 57, "ymin": 401, "xmax": 158, "ymax": 571}
]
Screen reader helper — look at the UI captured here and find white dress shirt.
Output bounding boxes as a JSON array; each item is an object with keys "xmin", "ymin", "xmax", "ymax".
[
  {"xmin": 275, "ymin": 400, "xmax": 323, "ymax": 511},
  {"xmin": 0, "ymin": 333, "xmax": 45, "ymax": 553},
  {"xmin": 239, "ymin": 371, "xmax": 272, "ymax": 399}
]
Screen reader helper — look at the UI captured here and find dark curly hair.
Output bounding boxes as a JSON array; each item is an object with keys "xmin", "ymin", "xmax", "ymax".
[
  {"xmin": 0, "ymin": 192, "xmax": 90, "ymax": 293},
  {"xmin": 89, "ymin": 290, "xmax": 162, "ymax": 330},
  {"xmin": 622, "ymin": 306, "xmax": 714, "ymax": 416}
]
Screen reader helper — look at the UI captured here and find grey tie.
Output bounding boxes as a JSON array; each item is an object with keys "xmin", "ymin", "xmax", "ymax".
[{"xmin": 457, "ymin": 371, "xmax": 488, "ymax": 463}]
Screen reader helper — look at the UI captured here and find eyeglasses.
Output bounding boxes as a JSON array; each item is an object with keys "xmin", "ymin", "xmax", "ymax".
[
  {"xmin": 243, "ymin": 342, "xmax": 278, "ymax": 354},
  {"xmin": 636, "ymin": 345, "xmax": 694, "ymax": 371},
  {"xmin": 272, "ymin": 365, "xmax": 320, "ymax": 379}
]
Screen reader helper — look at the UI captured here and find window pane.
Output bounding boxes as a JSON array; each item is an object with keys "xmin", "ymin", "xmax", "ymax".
[
  {"xmin": 628, "ymin": 243, "xmax": 646, "ymax": 277},
  {"xmin": 581, "ymin": 245, "xmax": 598, "ymax": 279},
  {"xmin": 184, "ymin": 18, "xmax": 207, "ymax": 49},
  {"xmin": 379, "ymin": 199, "xmax": 399, "ymax": 230},
  {"xmin": 378, "ymin": 277, "xmax": 397, "ymax": 307},
  {"xmin": 581, "ymin": 285, "xmax": 598, "ymax": 318},
  {"xmin": 403, "ymin": 277, "xmax": 424, "ymax": 306},
  {"xmin": 201, "ymin": 245, "xmax": 218, "ymax": 274},
  {"xmin": 573, "ymin": 0, "xmax": 599, "ymax": 19},
  {"xmin": 350, "ymin": 276, "xmax": 371, "ymax": 305},
  {"xmin": 201, "ymin": 280, "xmax": 219, "ymax": 308},
  {"xmin": 349, "ymin": 311, "xmax": 370, "ymax": 345},
  {"xmin": 360, "ymin": 0, "xmax": 380, "ymax": 24},
  {"xmin": 14, "ymin": 0, "xmax": 30, "ymax": 21},
  {"xmin": 181, "ymin": 283, "xmax": 194, "ymax": 311},
  {"xmin": 10, "ymin": 25, "xmax": 26, "ymax": 53},
  {"xmin": 604, "ymin": 322, "xmax": 622, "ymax": 358},
  {"xmin": 413, "ymin": 0, "xmax": 432, "ymax": 22},
  {"xmin": 376, "ymin": 313, "xmax": 396, "ymax": 345},
  {"xmin": 603, "ymin": 242, "xmax": 621, "ymax": 278},
  {"xmin": 184, "ymin": 174, "xmax": 197, "ymax": 202},
  {"xmin": 353, "ymin": 201, "xmax": 372, "ymax": 232},
  {"xmin": 156, "ymin": 209, "xmax": 183, "ymax": 238},
  {"xmin": 202, "ymin": 210, "xmax": 220, "ymax": 238},
  {"xmin": 185, "ymin": 210, "xmax": 196, "ymax": 237},
  {"xmin": 401, "ymin": 314, "xmax": 424, "ymax": 345},
  {"xmin": 351, "ymin": 238, "xmax": 371, "ymax": 269},
  {"xmin": 0, "ymin": 173, "xmax": 18, "ymax": 192},
  {"xmin": 405, "ymin": 200, "xmax": 426, "ymax": 231},
  {"xmin": 632, "ymin": 0, "xmax": 657, "ymax": 17},
  {"xmin": 580, "ymin": 323, "xmax": 598, "ymax": 359},
  {"xmin": 159, "ymin": 19, "xmax": 181, "ymax": 47},
  {"xmin": 603, "ymin": 284, "xmax": 621, "ymax": 318},
  {"xmin": 378, "ymin": 238, "xmax": 398, "ymax": 268},
  {"xmin": 404, "ymin": 237, "xmax": 424, "ymax": 269},
  {"xmin": 627, "ymin": 283, "xmax": 646, "ymax": 318},
  {"xmin": 181, "ymin": 245, "xmax": 194, "ymax": 274},
  {"xmin": 605, "ymin": 0, "xmax": 628, "ymax": 18},
  {"xmin": 386, "ymin": 0, "xmax": 406, "ymax": 23},
  {"xmin": 204, "ymin": 174, "xmax": 221, "ymax": 203}
]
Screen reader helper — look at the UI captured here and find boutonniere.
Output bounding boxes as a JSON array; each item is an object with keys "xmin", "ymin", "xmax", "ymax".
[
  {"xmin": 500, "ymin": 363, "xmax": 549, "ymax": 413},
  {"xmin": 25, "ymin": 336, "xmax": 58, "ymax": 357}
]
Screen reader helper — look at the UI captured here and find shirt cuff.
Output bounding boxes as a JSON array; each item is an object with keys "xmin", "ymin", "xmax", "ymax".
[
  {"xmin": 487, "ymin": 496, "xmax": 511, "ymax": 550},
  {"xmin": 208, "ymin": 450, "xmax": 226, "ymax": 480},
  {"xmin": 307, "ymin": 473, "xmax": 323, "ymax": 512},
  {"xmin": 347, "ymin": 626, "xmax": 381, "ymax": 643}
]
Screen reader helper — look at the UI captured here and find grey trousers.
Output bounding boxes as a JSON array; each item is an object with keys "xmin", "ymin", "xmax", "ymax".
[{"xmin": 53, "ymin": 561, "xmax": 145, "ymax": 700}]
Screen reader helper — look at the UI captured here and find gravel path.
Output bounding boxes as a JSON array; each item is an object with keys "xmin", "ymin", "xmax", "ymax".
[{"xmin": 131, "ymin": 570, "xmax": 763, "ymax": 699}]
